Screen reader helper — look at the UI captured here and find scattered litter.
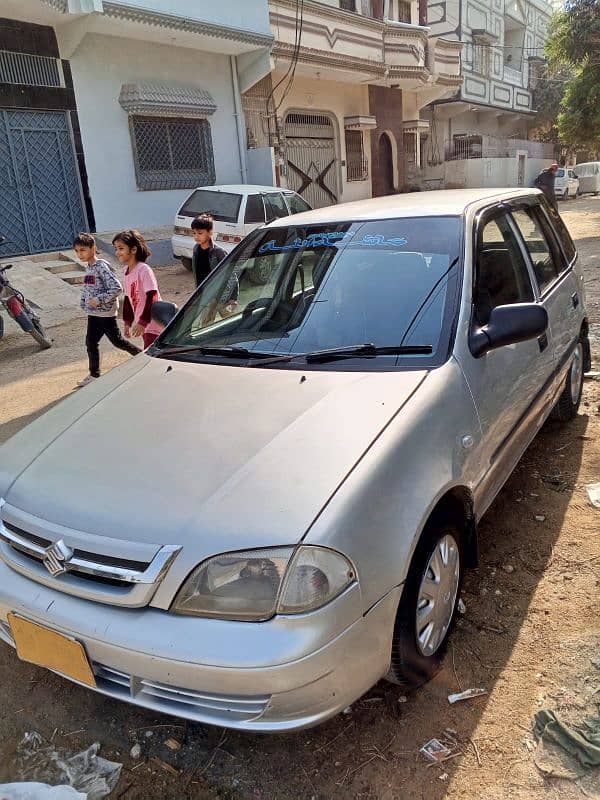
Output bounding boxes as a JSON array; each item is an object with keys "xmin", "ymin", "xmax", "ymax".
[
  {"xmin": 458, "ymin": 598, "xmax": 467, "ymax": 615},
  {"xmin": 0, "ymin": 784, "xmax": 86, "ymax": 799},
  {"xmin": 585, "ymin": 483, "xmax": 600, "ymax": 509},
  {"xmin": 398, "ymin": 695, "xmax": 407, "ymax": 704},
  {"xmin": 530, "ymin": 493, "xmax": 539, "ymax": 498},
  {"xmin": 361, "ymin": 697, "xmax": 383, "ymax": 705},
  {"xmin": 163, "ymin": 739, "xmax": 181, "ymax": 752},
  {"xmin": 502, "ymin": 564, "xmax": 515, "ymax": 574},
  {"xmin": 342, "ymin": 706, "xmax": 352, "ymax": 715},
  {"xmin": 535, "ymin": 515, "xmax": 546, "ymax": 522},
  {"xmin": 439, "ymin": 773, "xmax": 449, "ymax": 781},
  {"xmin": 533, "ymin": 709, "xmax": 600, "ymax": 779},
  {"xmin": 495, "ymin": 589, "xmax": 502, "ymax": 596},
  {"xmin": 144, "ymin": 731, "xmax": 153, "ymax": 739},
  {"xmin": 12, "ymin": 732, "xmax": 121, "ymax": 800},
  {"xmin": 448, "ymin": 688, "xmax": 487, "ymax": 705},
  {"xmin": 129, "ymin": 744, "xmax": 141, "ymax": 760},
  {"xmin": 150, "ymin": 757, "xmax": 179, "ymax": 777},
  {"xmin": 420, "ymin": 739, "xmax": 452, "ymax": 763}
]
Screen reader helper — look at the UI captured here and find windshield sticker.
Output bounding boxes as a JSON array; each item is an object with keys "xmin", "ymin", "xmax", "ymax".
[{"xmin": 258, "ymin": 232, "xmax": 408, "ymax": 254}]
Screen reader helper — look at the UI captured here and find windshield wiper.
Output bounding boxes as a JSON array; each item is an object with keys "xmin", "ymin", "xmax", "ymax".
[
  {"xmin": 304, "ymin": 343, "xmax": 433, "ymax": 363},
  {"xmin": 153, "ymin": 344, "xmax": 280, "ymax": 360}
]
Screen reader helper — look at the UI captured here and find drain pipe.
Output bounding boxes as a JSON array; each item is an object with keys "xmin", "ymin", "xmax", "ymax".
[{"xmin": 230, "ymin": 55, "xmax": 248, "ymax": 184}]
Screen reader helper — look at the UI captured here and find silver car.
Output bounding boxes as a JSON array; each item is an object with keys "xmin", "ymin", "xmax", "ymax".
[{"xmin": 0, "ymin": 189, "xmax": 589, "ymax": 732}]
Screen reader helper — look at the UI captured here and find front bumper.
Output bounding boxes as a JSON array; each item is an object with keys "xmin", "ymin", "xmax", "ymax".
[{"xmin": 0, "ymin": 562, "xmax": 400, "ymax": 732}]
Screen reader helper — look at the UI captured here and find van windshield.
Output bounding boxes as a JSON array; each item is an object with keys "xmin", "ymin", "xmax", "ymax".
[
  {"xmin": 179, "ymin": 190, "xmax": 242, "ymax": 223},
  {"xmin": 154, "ymin": 217, "xmax": 462, "ymax": 369}
]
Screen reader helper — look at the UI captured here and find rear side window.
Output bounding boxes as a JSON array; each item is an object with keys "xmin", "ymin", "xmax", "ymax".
[
  {"xmin": 511, "ymin": 206, "xmax": 565, "ymax": 291},
  {"xmin": 557, "ymin": 169, "xmax": 565, "ymax": 178},
  {"xmin": 264, "ymin": 193, "xmax": 289, "ymax": 222},
  {"xmin": 244, "ymin": 194, "xmax": 265, "ymax": 224},
  {"xmin": 179, "ymin": 190, "xmax": 242, "ymax": 223},
  {"xmin": 285, "ymin": 193, "xmax": 312, "ymax": 214},
  {"xmin": 475, "ymin": 214, "xmax": 534, "ymax": 326}
]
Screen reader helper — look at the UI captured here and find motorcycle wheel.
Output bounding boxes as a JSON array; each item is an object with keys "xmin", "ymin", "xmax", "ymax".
[{"xmin": 28, "ymin": 316, "xmax": 52, "ymax": 349}]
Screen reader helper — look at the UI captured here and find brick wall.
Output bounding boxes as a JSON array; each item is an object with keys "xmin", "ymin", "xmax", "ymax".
[{"xmin": 368, "ymin": 85, "xmax": 404, "ymax": 196}]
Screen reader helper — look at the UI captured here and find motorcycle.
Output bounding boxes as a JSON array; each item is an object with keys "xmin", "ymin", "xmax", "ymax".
[{"xmin": 0, "ymin": 236, "xmax": 52, "ymax": 349}]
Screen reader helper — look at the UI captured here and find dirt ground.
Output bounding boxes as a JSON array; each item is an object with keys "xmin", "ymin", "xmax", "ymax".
[{"xmin": 0, "ymin": 198, "xmax": 599, "ymax": 800}]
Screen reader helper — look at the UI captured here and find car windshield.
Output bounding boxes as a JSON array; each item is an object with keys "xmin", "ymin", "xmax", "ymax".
[
  {"xmin": 155, "ymin": 217, "xmax": 462, "ymax": 369},
  {"xmin": 179, "ymin": 190, "xmax": 242, "ymax": 223}
]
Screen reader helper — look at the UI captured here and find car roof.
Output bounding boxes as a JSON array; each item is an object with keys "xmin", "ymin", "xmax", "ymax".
[
  {"xmin": 265, "ymin": 188, "xmax": 542, "ymax": 227},
  {"xmin": 190, "ymin": 184, "xmax": 291, "ymax": 195}
]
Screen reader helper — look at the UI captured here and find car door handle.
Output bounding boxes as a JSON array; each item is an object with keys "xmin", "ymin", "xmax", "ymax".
[
  {"xmin": 572, "ymin": 292, "xmax": 579, "ymax": 309},
  {"xmin": 538, "ymin": 333, "xmax": 548, "ymax": 352}
]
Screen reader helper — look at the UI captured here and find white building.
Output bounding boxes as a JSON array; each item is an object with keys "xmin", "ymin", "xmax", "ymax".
[
  {"xmin": 420, "ymin": 0, "xmax": 554, "ymax": 189},
  {"xmin": 0, "ymin": 0, "xmax": 272, "ymax": 254},
  {"xmin": 242, "ymin": 0, "xmax": 463, "ymax": 207}
]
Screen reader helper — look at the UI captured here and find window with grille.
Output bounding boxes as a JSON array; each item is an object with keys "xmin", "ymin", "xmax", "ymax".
[
  {"xmin": 472, "ymin": 42, "xmax": 491, "ymax": 76},
  {"xmin": 340, "ymin": 0, "xmax": 357, "ymax": 11},
  {"xmin": 397, "ymin": 0, "xmax": 412, "ymax": 22},
  {"xmin": 345, "ymin": 130, "xmax": 368, "ymax": 182},
  {"xmin": 129, "ymin": 116, "xmax": 215, "ymax": 191}
]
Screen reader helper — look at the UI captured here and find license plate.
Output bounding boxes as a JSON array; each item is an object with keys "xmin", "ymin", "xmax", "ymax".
[{"xmin": 8, "ymin": 613, "xmax": 97, "ymax": 688}]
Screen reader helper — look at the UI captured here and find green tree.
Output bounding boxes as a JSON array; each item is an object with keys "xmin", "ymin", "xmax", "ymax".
[{"xmin": 545, "ymin": 0, "xmax": 600, "ymax": 150}]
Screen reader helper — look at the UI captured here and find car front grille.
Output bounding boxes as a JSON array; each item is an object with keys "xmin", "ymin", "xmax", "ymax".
[
  {"xmin": 0, "ymin": 504, "xmax": 181, "ymax": 608},
  {"xmin": 94, "ymin": 663, "xmax": 270, "ymax": 723}
]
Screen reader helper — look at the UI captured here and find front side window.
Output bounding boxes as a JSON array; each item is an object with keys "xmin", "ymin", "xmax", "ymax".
[
  {"xmin": 264, "ymin": 193, "xmax": 289, "ymax": 222},
  {"xmin": 155, "ymin": 217, "xmax": 463, "ymax": 369},
  {"xmin": 285, "ymin": 193, "xmax": 312, "ymax": 215},
  {"xmin": 511, "ymin": 206, "xmax": 563, "ymax": 292},
  {"xmin": 130, "ymin": 116, "xmax": 215, "ymax": 191},
  {"xmin": 474, "ymin": 214, "xmax": 534, "ymax": 326}
]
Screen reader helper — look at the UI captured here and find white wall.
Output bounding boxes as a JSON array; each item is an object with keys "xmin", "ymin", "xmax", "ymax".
[
  {"xmin": 108, "ymin": 0, "xmax": 271, "ymax": 34},
  {"xmin": 443, "ymin": 155, "xmax": 552, "ymax": 188},
  {"xmin": 276, "ymin": 75, "xmax": 373, "ymax": 204},
  {"xmin": 70, "ymin": 34, "xmax": 244, "ymax": 231}
]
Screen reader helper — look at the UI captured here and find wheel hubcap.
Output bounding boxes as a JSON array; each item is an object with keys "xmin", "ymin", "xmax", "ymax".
[
  {"xmin": 570, "ymin": 343, "xmax": 583, "ymax": 404},
  {"xmin": 415, "ymin": 534, "xmax": 460, "ymax": 657}
]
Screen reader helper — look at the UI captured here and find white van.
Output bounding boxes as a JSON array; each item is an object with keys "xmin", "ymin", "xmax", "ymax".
[
  {"xmin": 574, "ymin": 162, "xmax": 600, "ymax": 196},
  {"xmin": 171, "ymin": 185, "xmax": 312, "ymax": 270},
  {"xmin": 555, "ymin": 168, "xmax": 579, "ymax": 200}
]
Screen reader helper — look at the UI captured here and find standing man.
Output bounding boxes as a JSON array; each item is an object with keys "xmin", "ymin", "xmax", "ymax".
[
  {"xmin": 190, "ymin": 214, "xmax": 227, "ymax": 288},
  {"xmin": 534, "ymin": 162, "xmax": 560, "ymax": 211}
]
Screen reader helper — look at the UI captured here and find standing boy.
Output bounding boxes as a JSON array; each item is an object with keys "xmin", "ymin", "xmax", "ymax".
[
  {"xmin": 191, "ymin": 214, "xmax": 227, "ymax": 288},
  {"xmin": 74, "ymin": 233, "xmax": 141, "ymax": 387}
]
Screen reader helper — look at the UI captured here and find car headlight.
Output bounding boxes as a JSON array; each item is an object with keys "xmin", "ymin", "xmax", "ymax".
[{"xmin": 172, "ymin": 546, "xmax": 356, "ymax": 620}]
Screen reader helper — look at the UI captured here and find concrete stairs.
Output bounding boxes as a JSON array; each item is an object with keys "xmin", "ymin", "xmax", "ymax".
[{"xmin": 37, "ymin": 253, "xmax": 86, "ymax": 285}]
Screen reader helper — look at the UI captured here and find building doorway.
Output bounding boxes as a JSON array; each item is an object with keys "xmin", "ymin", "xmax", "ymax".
[
  {"xmin": 283, "ymin": 112, "xmax": 340, "ymax": 208},
  {"xmin": 377, "ymin": 133, "xmax": 395, "ymax": 195}
]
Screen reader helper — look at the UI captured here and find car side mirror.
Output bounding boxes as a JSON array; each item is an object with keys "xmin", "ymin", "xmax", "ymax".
[
  {"xmin": 151, "ymin": 301, "xmax": 178, "ymax": 328},
  {"xmin": 470, "ymin": 303, "xmax": 548, "ymax": 358}
]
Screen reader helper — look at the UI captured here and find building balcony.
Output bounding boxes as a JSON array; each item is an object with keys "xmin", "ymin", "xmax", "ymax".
[
  {"xmin": 269, "ymin": 0, "xmax": 462, "ymax": 89},
  {"xmin": 503, "ymin": 65, "xmax": 524, "ymax": 86}
]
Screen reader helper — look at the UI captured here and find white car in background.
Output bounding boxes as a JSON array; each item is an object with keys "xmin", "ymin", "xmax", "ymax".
[
  {"xmin": 555, "ymin": 168, "xmax": 580, "ymax": 200},
  {"xmin": 171, "ymin": 185, "xmax": 312, "ymax": 270}
]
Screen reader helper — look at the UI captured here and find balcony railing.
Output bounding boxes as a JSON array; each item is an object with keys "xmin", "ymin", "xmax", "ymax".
[
  {"xmin": 446, "ymin": 136, "xmax": 554, "ymax": 161},
  {"xmin": 503, "ymin": 65, "xmax": 524, "ymax": 86}
]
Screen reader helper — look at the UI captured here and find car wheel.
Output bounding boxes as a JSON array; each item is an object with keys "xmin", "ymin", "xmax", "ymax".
[
  {"xmin": 181, "ymin": 257, "xmax": 192, "ymax": 272},
  {"xmin": 387, "ymin": 523, "xmax": 464, "ymax": 688},
  {"xmin": 564, "ymin": 189, "xmax": 569, "ymax": 200},
  {"xmin": 551, "ymin": 338, "xmax": 585, "ymax": 423}
]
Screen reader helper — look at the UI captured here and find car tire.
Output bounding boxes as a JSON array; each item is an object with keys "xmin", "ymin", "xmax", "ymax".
[
  {"xmin": 387, "ymin": 522, "xmax": 464, "ymax": 688},
  {"xmin": 181, "ymin": 257, "xmax": 192, "ymax": 272},
  {"xmin": 551, "ymin": 337, "xmax": 585, "ymax": 423},
  {"xmin": 564, "ymin": 189, "xmax": 569, "ymax": 200}
]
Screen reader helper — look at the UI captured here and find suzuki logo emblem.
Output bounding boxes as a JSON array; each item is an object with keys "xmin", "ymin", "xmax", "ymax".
[{"xmin": 43, "ymin": 539, "xmax": 73, "ymax": 577}]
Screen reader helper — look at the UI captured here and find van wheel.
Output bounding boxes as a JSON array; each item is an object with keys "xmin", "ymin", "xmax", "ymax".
[
  {"xmin": 181, "ymin": 257, "xmax": 192, "ymax": 272},
  {"xmin": 387, "ymin": 523, "xmax": 463, "ymax": 688},
  {"xmin": 551, "ymin": 339, "xmax": 584, "ymax": 422}
]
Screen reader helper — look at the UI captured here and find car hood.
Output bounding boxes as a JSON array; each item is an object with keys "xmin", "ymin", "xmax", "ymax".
[{"xmin": 2, "ymin": 356, "xmax": 426, "ymax": 555}]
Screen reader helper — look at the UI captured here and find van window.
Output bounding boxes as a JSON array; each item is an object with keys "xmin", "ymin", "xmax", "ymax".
[
  {"xmin": 244, "ymin": 194, "xmax": 266, "ymax": 224},
  {"xmin": 179, "ymin": 190, "xmax": 242, "ymax": 223},
  {"xmin": 556, "ymin": 169, "xmax": 565, "ymax": 178}
]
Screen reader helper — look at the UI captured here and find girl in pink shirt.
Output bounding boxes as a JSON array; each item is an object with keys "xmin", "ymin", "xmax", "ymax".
[{"xmin": 112, "ymin": 230, "xmax": 162, "ymax": 348}]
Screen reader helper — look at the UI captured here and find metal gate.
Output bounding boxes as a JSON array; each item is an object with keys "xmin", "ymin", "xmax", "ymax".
[
  {"xmin": 283, "ymin": 112, "xmax": 339, "ymax": 208},
  {"xmin": 0, "ymin": 110, "xmax": 87, "ymax": 256}
]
